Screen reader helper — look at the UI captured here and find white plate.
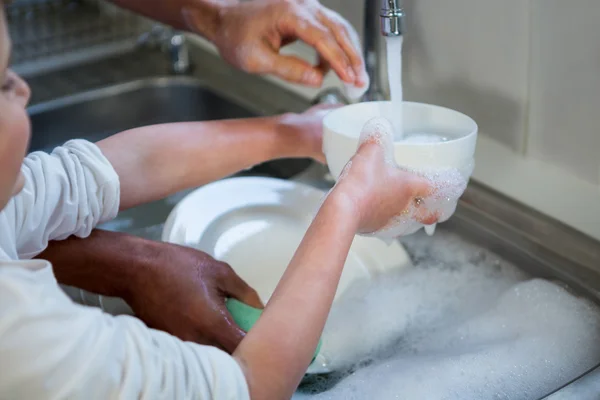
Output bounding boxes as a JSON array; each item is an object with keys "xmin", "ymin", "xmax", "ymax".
[{"xmin": 162, "ymin": 177, "xmax": 411, "ymax": 373}]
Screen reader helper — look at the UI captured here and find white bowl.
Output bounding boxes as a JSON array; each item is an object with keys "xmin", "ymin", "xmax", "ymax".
[{"xmin": 323, "ymin": 101, "xmax": 478, "ymax": 179}]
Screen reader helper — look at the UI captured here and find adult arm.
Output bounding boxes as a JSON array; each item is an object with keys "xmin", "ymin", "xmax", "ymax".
[
  {"xmin": 108, "ymin": 0, "xmax": 365, "ymax": 87},
  {"xmin": 38, "ymin": 229, "xmax": 262, "ymax": 353},
  {"xmin": 109, "ymin": 0, "xmax": 224, "ymax": 38}
]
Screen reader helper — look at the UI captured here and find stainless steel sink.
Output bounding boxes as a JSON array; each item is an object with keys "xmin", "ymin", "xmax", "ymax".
[
  {"xmin": 28, "ymin": 76, "xmax": 256, "ymax": 152},
  {"xmin": 27, "ymin": 76, "xmax": 312, "ymax": 236}
]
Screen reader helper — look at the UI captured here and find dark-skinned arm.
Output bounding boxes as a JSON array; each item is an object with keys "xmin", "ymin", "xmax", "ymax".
[{"xmin": 37, "ymin": 229, "xmax": 262, "ymax": 353}]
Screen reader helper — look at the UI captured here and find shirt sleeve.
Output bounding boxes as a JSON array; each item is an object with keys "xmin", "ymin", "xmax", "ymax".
[
  {"xmin": 0, "ymin": 262, "xmax": 250, "ymax": 400},
  {"xmin": 7, "ymin": 140, "xmax": 120, "ymax": 259}
]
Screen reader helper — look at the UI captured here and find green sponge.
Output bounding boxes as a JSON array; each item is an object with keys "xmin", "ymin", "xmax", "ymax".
[{"xmin": 226, "ymin": 298, "xmax": 322, "ymax": 363}]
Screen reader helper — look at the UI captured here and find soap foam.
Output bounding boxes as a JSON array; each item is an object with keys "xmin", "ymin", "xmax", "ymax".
[
  {"xmin": 424, "ymin": 224, "xmax": 436, "ymax": 236},
  {"xmin": 546, "ymin": 366, "xmax": 600, "ymax": 399},
  {"xmin": 355, "ymin": 117, "xmax": 470, "ymax": 239},
  {"xmin": 343, "ymin": 69, "xmax": 370, "ymax": 100},
  {"xmin": 294, "ymin": 231, "xmax": 600, "ymax": 399},
  {"xmin": 357, "ymin": 117, "xmax": 395, "ymax": 163}
]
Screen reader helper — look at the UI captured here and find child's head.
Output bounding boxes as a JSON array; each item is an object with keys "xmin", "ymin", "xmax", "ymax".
[{"xmin": 0, "ymin": 4, "xmax": 31, "ymax": 210}]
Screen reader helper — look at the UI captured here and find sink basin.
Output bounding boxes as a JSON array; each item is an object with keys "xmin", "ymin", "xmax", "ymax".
[
  {"xmin": 28, "ymin": 77, "xmax": 255, "ymax": 151},
  {"xmin": 27, "ymin": 76, "xmax": 312, "ymax": 237}
]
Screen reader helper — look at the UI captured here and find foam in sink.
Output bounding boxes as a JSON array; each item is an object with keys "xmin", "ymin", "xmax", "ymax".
[{"xmin": 294, "ymin": 230, "xmax": 600, "ymax": 399}]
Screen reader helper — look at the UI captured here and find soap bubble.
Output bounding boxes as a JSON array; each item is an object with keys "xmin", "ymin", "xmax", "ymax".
[{"xmin": 294, "ymin": 231, "xmax": 600, "ymax": 400}]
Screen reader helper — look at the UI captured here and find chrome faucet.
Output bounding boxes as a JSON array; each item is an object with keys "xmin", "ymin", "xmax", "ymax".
[
  {"xmin": 380, "ymin": 0, "xmax": 405, "ymax": 37},
  {"xmin": 313, "ymin": 0, "xmax": 404, "ymax": 105},
  {"xmin": 363, "ymin": 0, "xmax": 404, "ymax": 101},
  {"xmin": 138, "ymin": 26, "xmax": 191, "ymax": 75}
]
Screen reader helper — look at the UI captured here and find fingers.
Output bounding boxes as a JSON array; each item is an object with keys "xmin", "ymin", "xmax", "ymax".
[
  {"xmin": 318, "ymin": 9, "xmax": 366, "ymax": 85},
  {"xmin": 278, "ymin": 13, "xmax": 355, "ymax": 84},
  {"xmin": 401, "ymin": 174, "xmax": 441, "ymax": 225},
  {"xmin": 416, "ymin": 210, "xmax": 440, "ymax": 225},
  {"xmin": 220, "ymin": 265, "xmax": 264, "ymax": 309},
  {"xmin": 357, "ymin": 117, "xmax": 396, "ymax": 163},
  {"xmin": 262, "ymin": 51, "xmax": 325, "ymax": 86},
  {"xmin": 316, "ymin": 54, "xmax": 332, "ymax": 78}
]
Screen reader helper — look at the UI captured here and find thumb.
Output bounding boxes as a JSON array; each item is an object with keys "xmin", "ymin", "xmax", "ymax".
[
  {"xmin": 214, "ymin": 309, "xmax": 246, "ymax": 354},
  {"xmin": 263, "ymin": 51, "xmax": 325, "ymax": 87},
  {"xmin": 221, "ymin": 269, "xmax": 264, "ymax": 309}
]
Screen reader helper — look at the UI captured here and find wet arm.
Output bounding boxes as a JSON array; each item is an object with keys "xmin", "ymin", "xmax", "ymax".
[{"xmin": 234, "ymin": 190, "xmax": 359, "ymax": 399}]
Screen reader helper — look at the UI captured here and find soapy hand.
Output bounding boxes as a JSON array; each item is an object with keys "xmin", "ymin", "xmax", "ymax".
[
  {"xmin": 184, "ymin": 0, "xmax": 366, "ymax": 87},
  {"xmin": 335, "ymin": 118, "xmax": 440, "ymax": 235},
  {"xmin": 125, "ymin": 243, "xmax": 263, "ymax": 352}
]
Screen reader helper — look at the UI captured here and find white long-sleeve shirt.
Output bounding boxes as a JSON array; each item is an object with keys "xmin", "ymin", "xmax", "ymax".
[{"xmin": 0, "ymin": 140, "xmax": 250, "ymax": 400}]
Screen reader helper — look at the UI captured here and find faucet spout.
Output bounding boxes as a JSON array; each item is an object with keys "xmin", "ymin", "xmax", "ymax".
[
  {"xmin": 362, "ymin": 0, "xmax": 404, "ymax": 101},
  {"xmin": 313, "ymin": 0, "xmax": 405, "ymax": 104},
  {"xmin": 380, "ymin": 0, "xmax": 404, "ymax": 37}
]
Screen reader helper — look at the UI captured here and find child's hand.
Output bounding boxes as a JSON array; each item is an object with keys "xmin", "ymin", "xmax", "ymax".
[
  {"xmin": 277, "ymin": 103, "xmax": 340, "ymax": 163},
  {"xmin": 335, "ymin": 118, "xmax": 439, "ymax": 235}
]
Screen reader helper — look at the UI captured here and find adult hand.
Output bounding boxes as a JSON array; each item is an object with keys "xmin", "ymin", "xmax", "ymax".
[
  {"xmin": 184, "ymin": 0, "xmax": 366, "ymax": 87},
  {"xmin": 125, "ymin": 242, "xmax": 263, "ymax": 352},
  {"xmin": 41, "ymin": 229, "xmax": 262, "ymax": 353}
]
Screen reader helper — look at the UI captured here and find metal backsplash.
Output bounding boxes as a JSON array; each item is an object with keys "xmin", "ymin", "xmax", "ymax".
[{"xmin": 7, "ymin": 0, "xmax": 151, "ymax": 76}]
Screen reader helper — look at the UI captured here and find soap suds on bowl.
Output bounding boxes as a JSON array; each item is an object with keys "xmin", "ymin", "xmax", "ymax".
[
  {"xmin": 294, "ymin": 230, "xmax": 600, "ymax": 400},
  {"xmin": 354, "ymin": 117, "xmax": 471, "ymax": 239}
]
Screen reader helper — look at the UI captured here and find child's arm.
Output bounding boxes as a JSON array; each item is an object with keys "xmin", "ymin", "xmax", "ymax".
[
  {"xmin": 234, "ymin": 132, "xmax": 434, "ymax": 398},
  {"xmin": 235, "ymin": 189, "xmax": 358, "ymax": 398},
  {"xmin": 96, "ymin": 111, "xmax": 325, "ymax": 210},
  {"xmin": 9, "ymin": 141, "xmax": 121, "ymax": 259},
  {"xmin": 8, "ymin": 107, "xmax": 327, "ymax": 258}
]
